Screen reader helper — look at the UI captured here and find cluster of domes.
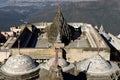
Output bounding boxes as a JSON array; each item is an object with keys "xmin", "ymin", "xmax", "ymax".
[
  {"xmin": 1, "ymin": 54, "xmax": 40, "ymax": 75},
  {"xmin": 0, "ymin": 53, "xmax": 119, "ymax": 80}
]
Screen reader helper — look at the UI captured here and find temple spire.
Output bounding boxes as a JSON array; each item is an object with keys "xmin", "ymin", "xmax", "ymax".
[
  {"xmin": 54, "ymin": 5, "xmax": 64, "ymax": 23},
  {"xmin": 47, "ymin": 6, "xmax": 73, "ymax": 45},
  {"xmin": 18, "ymin": 39, "xmax": 20, "ymax": 55},
  {"xmin": 57, "ymin": 5, "xmax": 62, "ymax": 16},
  {"xmin": 99, "ymin": 25, "xmax": 105, "ymax": 34}
]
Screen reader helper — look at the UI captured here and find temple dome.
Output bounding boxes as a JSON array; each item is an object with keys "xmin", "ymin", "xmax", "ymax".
[
  {"xmin": 77, "ymin": 54, "xmax": 119, "ymax": 75},
  {"xmin": 1, "ymin": 54, "xmax": 39, "ymax": 75},
  {"xmin": 47, "ymin": 58, "xmax": 68, "ymax": 67},
  {"xmin": 43, "ymin": 58, "xmax": 68, "ymax": 70}
]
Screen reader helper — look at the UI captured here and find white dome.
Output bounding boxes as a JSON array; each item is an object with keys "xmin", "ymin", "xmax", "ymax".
[
  {"xmin": 42, "ymin": 58, "xmax": 68, "ymax": 70},
  {"xmin": 77, "ymin": 54, "xmax": 113, "ymax": 75},
  {"xmin": 1, "ymin": 55, "xmax": 39, "ymax": 75},
  {"xmin": 47, "ymin": 58, "xmax": 68, "ymax": 67}
]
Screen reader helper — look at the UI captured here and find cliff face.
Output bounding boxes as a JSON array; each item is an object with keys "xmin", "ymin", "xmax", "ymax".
[{"xmin": 47, "ymin": 6, "xmax": 74, "ymax": 45}]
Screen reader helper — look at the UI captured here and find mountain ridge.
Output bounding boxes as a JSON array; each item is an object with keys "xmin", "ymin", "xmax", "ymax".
[{"xmin": 0, "ymin": 0, "xmax": 120, "ymax": 35}]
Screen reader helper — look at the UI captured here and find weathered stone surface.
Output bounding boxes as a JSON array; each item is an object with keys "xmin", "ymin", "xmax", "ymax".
[{"xmin": 46, "ymin": 6, "xmax": 74, "ymax": 45}]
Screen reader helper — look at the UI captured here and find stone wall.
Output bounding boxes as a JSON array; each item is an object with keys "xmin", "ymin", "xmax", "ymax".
[
  {"xmin": 10, "ymin": 48, "xmax": 110, "ymax": 63},
  {"xmin": 0, "ymin": 51, "xmax": 10, "ymax": 62},
  {"xmin": 64, "ymin": 48, "xmax": 110, "ymax": 63},
  {"xmin": 11, "ymin": 48, "xmax": 55, "ymax": 59}
]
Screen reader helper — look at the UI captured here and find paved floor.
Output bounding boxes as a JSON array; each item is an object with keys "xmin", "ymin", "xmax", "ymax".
[{"xmin": 66, "ymin": 39, "xmax": 90, "ymax": 48}]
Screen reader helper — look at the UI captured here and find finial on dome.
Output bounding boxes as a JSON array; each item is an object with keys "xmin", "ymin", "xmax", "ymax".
[
  {"xmin": 55, "ymin": 48, "xmax": 58, "ymax": 68},
  {"xmin": 99, "ymin": 24, "xmax": 105, "ymax": 34},
  {"xmin": 18, "ymin": 39, "xmax": 20, "ymax": 55}
]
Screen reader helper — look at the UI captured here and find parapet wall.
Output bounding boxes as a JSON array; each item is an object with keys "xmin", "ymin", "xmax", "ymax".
[
  {"xmin": 10, "ymin": 48, "xmax": 110, "ymax": 63},
  {"xmin": 10, "ymin": 48, "xmax": 55, "ymax": 59},
  {"xmin": 65, "ymin": 48, "xmax": 110, "ymax": 63}
]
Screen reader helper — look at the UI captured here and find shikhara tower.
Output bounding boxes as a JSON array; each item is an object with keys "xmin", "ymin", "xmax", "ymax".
[{"xmin": 47, "ymin": 6, "xmax": 74, "ymax": 45}]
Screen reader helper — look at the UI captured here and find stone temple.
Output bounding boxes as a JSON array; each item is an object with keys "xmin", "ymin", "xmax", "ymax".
[{"xmin": 0, "ymin": 6, "xmax": 120, "ymax": 80}]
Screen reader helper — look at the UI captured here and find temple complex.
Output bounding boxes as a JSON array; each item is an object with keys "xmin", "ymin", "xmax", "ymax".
[{"xmin": 0, "ymin": 6, "xmax": 120, "ymax": 80}]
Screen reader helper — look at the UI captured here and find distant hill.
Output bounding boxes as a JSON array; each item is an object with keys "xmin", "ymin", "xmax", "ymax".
[
  {"xmin": 0, "ymin": 0, "xmax": 8, "ymax": 3},
  {"xmin": 26, "ymin": 0, "xmax": 120, "ymax": 35},
  {"xmin": 0, "ymin": 0, "xmax": 120, "ymax": 35},
  {"xmin": 0, "ymin": 10, "xmax": 25, "ymax": 31}
]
